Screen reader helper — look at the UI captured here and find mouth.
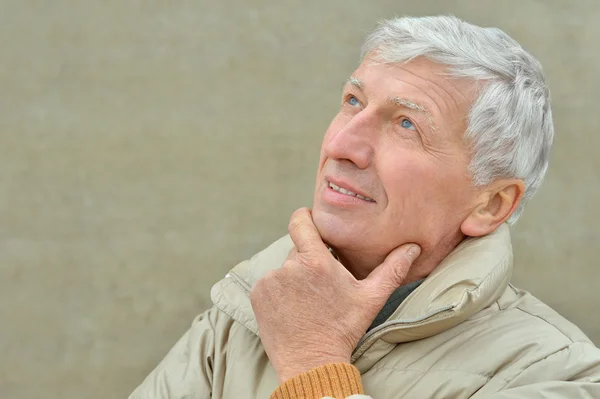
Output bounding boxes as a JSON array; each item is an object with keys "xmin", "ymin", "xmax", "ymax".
[{"xmin": 327, "ymin": 181, "xmax": 375, "ymax": 202}]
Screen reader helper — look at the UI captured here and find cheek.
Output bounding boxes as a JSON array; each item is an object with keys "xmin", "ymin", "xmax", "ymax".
[
  {"xmin": 387, "ymin": 168, "xmax": 429, "ymax": 212},
  {"xmin": 377, "ymin": 157, "xmax": 426, "ymax": 225},
  {"xmin": 380, "ymin": 153, "xmax": 468, "ymax": 215}
]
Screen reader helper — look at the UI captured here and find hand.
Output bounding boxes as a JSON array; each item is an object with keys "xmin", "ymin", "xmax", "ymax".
[{"xmin": 250, "ymin": 207, "xmax": 421, "ymax": 382}]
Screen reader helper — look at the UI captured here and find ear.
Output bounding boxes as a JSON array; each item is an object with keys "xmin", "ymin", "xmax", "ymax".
[{"xmin": 461, "ymin": 179, "xmax": 525, "ymax": 237}]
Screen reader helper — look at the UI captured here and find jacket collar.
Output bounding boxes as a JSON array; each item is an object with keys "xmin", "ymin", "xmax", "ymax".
[{"xmin": 211, "ymin": 224, "xmax": 513, "ymax": 356}]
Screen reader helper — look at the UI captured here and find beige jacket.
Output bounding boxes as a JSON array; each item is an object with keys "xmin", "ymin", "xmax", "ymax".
[{"xmin": 130, "ymin": 225, "xmax": 600, "ymax": 398}]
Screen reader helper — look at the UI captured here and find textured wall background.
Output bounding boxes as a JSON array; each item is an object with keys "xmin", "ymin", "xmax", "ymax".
[{"xmin": 1, "ymin": 1, "xmax": 598, "ymax": 398}]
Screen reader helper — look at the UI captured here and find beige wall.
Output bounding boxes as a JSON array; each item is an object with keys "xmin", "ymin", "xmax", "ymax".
[{"xmin": 1, "ymin": 1, "xmax": 598, "ymax": 397}]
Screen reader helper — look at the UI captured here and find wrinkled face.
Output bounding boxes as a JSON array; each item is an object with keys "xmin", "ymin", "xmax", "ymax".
[{"xmin": 312, "ymin": 56, "xmax": 481, "ymax": 271}]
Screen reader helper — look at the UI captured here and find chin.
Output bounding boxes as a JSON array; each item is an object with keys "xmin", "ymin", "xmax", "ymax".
[{"xmin": 312, "ymin": 207, "xmax": 362, "ymax": 250}]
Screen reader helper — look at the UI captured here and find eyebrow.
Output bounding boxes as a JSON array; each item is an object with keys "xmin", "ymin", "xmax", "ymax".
[
  {"xmin": 346, "ymin": 76, "xmax": 364, "ymax": 90},
  {"xmin": 344, "ymin": 76, "xmax": 436, "ymax": 130}
]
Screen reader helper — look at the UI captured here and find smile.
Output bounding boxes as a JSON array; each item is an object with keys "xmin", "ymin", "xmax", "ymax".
[{"xmin": 328, "ymin": 181, "xmax": 375, "ymax": 202}]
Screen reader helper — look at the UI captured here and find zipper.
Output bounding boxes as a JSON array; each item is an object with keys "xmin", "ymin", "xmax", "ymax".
[{"xmin": 351, "ymin": 305, "xmax": 456, "ymax": 360}]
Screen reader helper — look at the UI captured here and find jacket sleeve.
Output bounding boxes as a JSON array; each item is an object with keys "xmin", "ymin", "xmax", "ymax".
[
  {"xmin": 128, "ymin": 306, "xmax": 221, "ymax": 399},
  {"xmin": 481, "ymin": 341, "xmax": 600, "ymax": 399}
]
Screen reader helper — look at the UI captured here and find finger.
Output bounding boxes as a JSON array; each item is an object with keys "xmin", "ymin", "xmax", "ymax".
[
  {"xmin": 364, "ymin": 243, "xmax": 421, "ymax": 300},
  {"xmin": 288, "ymin": 208, "xmax": 328, "ymax": 255}
]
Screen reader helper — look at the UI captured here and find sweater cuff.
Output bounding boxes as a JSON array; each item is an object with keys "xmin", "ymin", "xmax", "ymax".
[{"xmin": 270, "ymin": 362, "xmax": 364, "ymax": 399}]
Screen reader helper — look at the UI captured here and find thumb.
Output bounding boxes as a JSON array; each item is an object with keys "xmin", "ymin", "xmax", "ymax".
[
  {"xmin": 288, "ymin": 207, "xmax": 328, "ymax": 256},
  {"xmin": 364, "ymin": 244, "xmax": 421, "ymax": 300}
]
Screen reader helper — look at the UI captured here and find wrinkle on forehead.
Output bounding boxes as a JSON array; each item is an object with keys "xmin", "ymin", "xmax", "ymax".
[
  {"xmin": 402, "ymin": 61, "xmax": 475, "ymax": 112},
  {"xmin": 381, "ymin": 60, "xmax": 475, "ymax": 131},
  {"xmin": 347, "ymin": 58, "xmax": 476, "ymax": 138}
]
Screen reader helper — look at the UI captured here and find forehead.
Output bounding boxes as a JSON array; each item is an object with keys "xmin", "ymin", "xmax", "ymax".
[{"xmin": 350, "ymin": 57, "xmax": 476, "ymax": 125}]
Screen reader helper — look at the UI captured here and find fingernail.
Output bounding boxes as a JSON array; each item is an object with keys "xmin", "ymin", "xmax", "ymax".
[{"xmin": 407, "ymin": 244, "xmax": 421, "ymax": 261}]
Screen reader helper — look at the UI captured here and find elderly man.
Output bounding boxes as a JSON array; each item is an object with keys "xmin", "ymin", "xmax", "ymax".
[{"xmin": 130, "ymin": 15, "xmax": 600, "ymax": 398}]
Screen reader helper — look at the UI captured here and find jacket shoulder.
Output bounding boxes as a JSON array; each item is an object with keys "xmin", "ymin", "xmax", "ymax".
[
  {"xmin": 209, "ymin": 235, "xmax": 294, "ymax": 335},
  {"xmin": 362, "ymin": 287, "xmax": 599, "ymax": 397},
  {"xmin": 221, "ymin": 234, "xmax": 293, "ymax": 288},
  {"xmin": 499, "ymin": 285, "xmax": 594, "ymax": 344}
]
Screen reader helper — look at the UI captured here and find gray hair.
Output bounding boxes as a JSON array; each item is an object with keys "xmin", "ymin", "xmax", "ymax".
[{"xmin": 361, "ymin": 15, "xmax": 554, "ymax": 223}]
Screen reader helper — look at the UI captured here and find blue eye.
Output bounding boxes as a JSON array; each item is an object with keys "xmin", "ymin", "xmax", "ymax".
[
  {"xmin": 400, "ymin": 118, "xmax": 416, "ymax": 131},
  {"xmin": 347, "ymin": 96, "xmax": 360, "ymax": 107}
]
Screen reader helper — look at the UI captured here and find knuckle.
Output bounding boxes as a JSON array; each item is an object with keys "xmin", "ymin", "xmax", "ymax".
[
  {"xmin": 393, "ymin": 256, "xmax": 412, "ymax": 279},
  {"xmin": 296, "ymin": 253, "xmax": 321, "ymax": 271},
  {"xmin": 391, "ymin": 265, "xmax": 407, "ymax": 285}
]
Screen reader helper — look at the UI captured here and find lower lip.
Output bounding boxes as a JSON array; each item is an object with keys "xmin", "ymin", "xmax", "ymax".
[{"xmin": 322, "ymin": 185, "xmax": 375, "ymax": 207}]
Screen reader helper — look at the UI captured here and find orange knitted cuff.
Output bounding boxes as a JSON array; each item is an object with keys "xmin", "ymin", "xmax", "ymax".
[{"xmin": 270, "ymin": 362, "xmax": 364, "ymax": 399}]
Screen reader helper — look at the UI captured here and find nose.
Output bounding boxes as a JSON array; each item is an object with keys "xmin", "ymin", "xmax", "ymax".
[{"xmin": 323, "ymin": 111, "xmax": 376, "ymax": 170}]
